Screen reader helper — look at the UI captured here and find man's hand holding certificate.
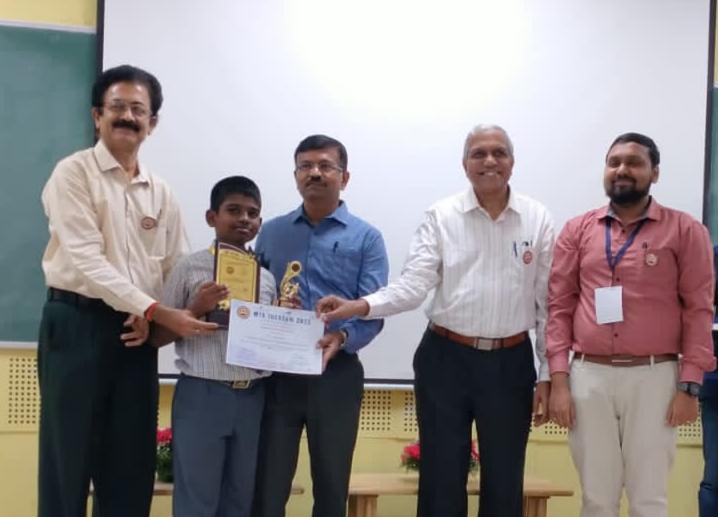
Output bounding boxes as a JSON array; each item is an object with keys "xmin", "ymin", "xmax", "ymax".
[{"xmin": 226, "ymin": 300, "xmax": 323, "ymax": 375}]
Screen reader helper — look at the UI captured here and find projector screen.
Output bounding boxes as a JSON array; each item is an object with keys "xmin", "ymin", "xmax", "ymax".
[{"xmin": 102, "ymin": 0, "xmax": 712, "ymax": 382}]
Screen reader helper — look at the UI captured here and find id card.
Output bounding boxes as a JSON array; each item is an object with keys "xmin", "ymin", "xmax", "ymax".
[{"xmin": 594, "ymin": 286, "xmax": 623, "ymax": 324}]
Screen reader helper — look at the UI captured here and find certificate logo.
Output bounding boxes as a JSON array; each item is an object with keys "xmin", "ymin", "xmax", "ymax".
[
  {"xmin": 226, "ymin": 266, "xmax": 235, "ymax": 274},
  {"xmin": 236, "ymin": 306, "xmax": 250, "ymax": 319}
]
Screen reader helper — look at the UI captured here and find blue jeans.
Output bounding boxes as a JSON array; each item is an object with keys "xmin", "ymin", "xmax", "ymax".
[{"xmin": 700, "ymin": 394, "xmax": 718, "ymax": 517}]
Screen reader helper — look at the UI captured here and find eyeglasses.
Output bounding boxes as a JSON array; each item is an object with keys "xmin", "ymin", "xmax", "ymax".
[
  {"xmin": 295, "ymin": 161, "xmax": 344, "ymax": 174},
  {"xmin": 103, "ymin": 101, "xmax": 151, "ymax": 118}
]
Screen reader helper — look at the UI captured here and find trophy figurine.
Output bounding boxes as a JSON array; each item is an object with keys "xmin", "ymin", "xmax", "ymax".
[{"xmin": 279, "ymin": 260, "xmax": 302, "ymax": 307}]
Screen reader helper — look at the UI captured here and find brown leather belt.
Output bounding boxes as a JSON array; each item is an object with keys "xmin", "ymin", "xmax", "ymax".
[
  {"xmin": 429, "ymin": 323, "xmax": 528, "ymax": 351},
  {"xmin": 574, "ymin": 353, "xmax": 678, "ymax": 367}
]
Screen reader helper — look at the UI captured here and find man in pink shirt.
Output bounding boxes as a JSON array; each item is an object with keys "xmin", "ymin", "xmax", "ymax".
[{"xmin": 546, "ymin": 132, "xmax": 716, "ymax": 517}]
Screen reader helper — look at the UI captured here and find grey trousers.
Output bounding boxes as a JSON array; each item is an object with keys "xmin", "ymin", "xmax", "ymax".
[{"xmin": 172, "ymin": 374, "xmax": 266, "ymax": 517}]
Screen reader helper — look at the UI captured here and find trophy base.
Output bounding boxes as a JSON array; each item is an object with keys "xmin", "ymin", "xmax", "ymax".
[{"xmin": 206, "ymin": 309, "xmax": 229, "ymax": 327}]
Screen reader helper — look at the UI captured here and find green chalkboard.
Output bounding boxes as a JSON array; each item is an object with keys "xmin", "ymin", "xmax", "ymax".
[{"xmin": 0, "ymin": 25, "xmax": 96, "ymax": 342}]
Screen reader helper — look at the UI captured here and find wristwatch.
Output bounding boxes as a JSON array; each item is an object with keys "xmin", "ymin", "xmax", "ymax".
[
  {"xmin": 677, "ymin": 382, "xmax": 701, "ymax": 397},
  {"xmin": 338, "ymin": 330, "xmax": 349, "ymax": 349}
]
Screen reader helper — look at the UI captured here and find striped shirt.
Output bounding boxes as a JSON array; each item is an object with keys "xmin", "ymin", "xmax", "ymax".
[
  {"xmin": 161, "ymin": 248, "xmax": 277, "ymax": 381},
  {"xmin": 364, "ymin": 187, "xmax": 555, "ymax": 381}
]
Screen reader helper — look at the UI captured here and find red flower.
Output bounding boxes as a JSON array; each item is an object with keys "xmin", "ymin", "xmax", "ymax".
[
  {"xmin": 403, "ymin": 442, "xmax": 420, "ymax": 460},
  {"xmin": 471, "ymin": 440, "xmax": 480, "ymax": 462},
  {"xmin": 157, "ymin": 427, "xmax": 172, "ymax": 445},
  {"xmin": 401, "ymin": 440, "xmax": 479, "ymax": 473}
]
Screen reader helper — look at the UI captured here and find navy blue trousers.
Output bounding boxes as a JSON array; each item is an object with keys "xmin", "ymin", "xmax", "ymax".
[
  {"xmin": 413, "ymin": 327, "xmax": 535, "ymax": 517},
  {"xmin": 252, "ymin": 351, "xmax": 363, "ymax": 517}
]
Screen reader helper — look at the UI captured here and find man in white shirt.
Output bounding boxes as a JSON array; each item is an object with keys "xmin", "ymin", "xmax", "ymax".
[
  {"xmin": 317, "ymin": 125, "xmax": 554, "ymax": 517},
  {"xmin": 38, "ymin": 65, "xmax": 216, "ymax": 517}
]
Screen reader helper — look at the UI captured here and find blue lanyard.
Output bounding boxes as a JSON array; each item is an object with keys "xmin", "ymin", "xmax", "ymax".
[{"xmin": 604, "ymin": 218, "xmax": 646, "ymax": 272}]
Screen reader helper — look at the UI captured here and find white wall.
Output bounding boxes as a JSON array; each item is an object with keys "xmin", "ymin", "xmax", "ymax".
[{"xmin": 103, "ymin": 0, "xmax": 711, "ymax": 380}]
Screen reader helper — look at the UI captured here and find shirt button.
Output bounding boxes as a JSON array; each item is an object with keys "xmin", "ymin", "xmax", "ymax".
[{"xmin": 614, "ymin": 333, "xmax": 618, "ymax": 337}]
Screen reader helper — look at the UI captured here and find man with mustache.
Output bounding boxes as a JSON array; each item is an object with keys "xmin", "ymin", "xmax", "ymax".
[
  {"xmin": 38, "ymin": 65, "xmax": 215, "ymax": 517},
  {"xmin": 251, "ymin": 134, "xmax": 389, "ymax": 517},
  {"xmin": 316, "ymin": 125, "xmax": 555, "ymax": 517},
  {"xmin": 547, "ymin": 133, "xmax": 716, "ymax": 517}
]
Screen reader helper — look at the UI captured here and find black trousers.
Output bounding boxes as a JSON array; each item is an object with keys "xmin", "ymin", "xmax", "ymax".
[
  {"xmin": 414, "ymin": 327, "xmax": 535, "ymax": 517},
  {"xmin": 252, "ymin": 351, "xmax": 364, "ymax": 517},
  {"xmin": 37, "ymin": 294, "xmax": 158, "ymax": 517}
]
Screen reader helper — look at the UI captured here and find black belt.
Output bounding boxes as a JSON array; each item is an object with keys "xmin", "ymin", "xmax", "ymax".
[{"xmin": 47, "ymin": 287, "xmax": 111, "ymax": 310}]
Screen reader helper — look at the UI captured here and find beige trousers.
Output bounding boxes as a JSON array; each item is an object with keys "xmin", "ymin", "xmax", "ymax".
[{"xmin": 568, "ymin": 359, "xmax": 678, "ymax": 517}]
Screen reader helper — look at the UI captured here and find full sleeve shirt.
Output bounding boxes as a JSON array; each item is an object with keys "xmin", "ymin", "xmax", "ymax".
[
  {"xmin": 546, "ymin": 199, "xmax": 717, "ymax": 383},
  {"xmin": 364, "ymin": 188, "xmax": 555, "ymax": 381},
  {"xmin": 41, "ymin": 140, "xmax": 188, "ymax": 316},
  {"xmin": 255, "ymin": 201, "xmax": 389, "ymax": 354}
]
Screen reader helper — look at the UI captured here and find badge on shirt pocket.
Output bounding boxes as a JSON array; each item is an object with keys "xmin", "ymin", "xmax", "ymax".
[
  {"xmin": 136, "ymin": 209, "xmax": 166, "ymax": 257},
  {"xmin": 141, "ymin": 216, "xmax": 158, "ymax": 230}
]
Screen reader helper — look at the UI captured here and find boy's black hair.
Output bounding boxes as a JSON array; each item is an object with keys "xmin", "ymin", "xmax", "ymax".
[
  {"xmin": 607, "ymin": 132, "xmax": 660, "ymax": 167},
  {"xmin": 210, "ymin": 176, "xmax": 262, "ymax": 211},
  {"xmin": 294, "ymin": 134, "xmax": 348, "ymax": 171},
  {"xmin": 91, "ymin": 65, "xmax": 163, "ymax": 116}
]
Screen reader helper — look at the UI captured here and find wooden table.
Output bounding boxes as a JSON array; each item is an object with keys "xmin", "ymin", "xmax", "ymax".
[
  {"xmin": 347, "ymin": 473, "xmax": 573, "ymax": 517},
  {"xmin": 91, "ymin": 481, "xmax": 304, "ymax": 497}
]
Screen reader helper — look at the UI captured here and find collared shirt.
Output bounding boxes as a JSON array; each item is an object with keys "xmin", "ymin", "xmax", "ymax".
[
  {"xmin": 41, "ymin": 139, "xmax": 188, "ymax": 316},
  {"xmin": 546, "ymin": 198, "xmax": 717, "ymax": 383},
  {"xmin": 364, "ymin": 187, "xmax": 555, "ymax": 381},
  {"xmin": 255, "ymin": 201, "xmax": 389, "ymax": 354},
  {"xmin": 161, "ymin": 248, "xmax": 276, "ymax": 381}
]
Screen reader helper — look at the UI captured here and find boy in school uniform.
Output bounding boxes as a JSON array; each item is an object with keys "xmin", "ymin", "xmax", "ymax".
[{"xmin": 152, "ymin": 176, "xmax": 276, "ymax": 517}]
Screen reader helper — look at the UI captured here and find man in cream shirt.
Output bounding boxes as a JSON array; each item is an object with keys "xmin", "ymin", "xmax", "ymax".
[
  {"xmin": 317, "ymin": 125, "xmax": 555, "ymax": 517},
  {"xmin": 38, "ymin": 65, "xmax": 215, "ymax": 517}
]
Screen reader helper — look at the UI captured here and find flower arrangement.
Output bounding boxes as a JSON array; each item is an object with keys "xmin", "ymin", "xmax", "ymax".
[
  {"xmin": 401, "ymin": 440, "xmax": 479, "ymax": 474},
  {"xmin": 156, "ymin": 427, "xmax": 173, "ymax": 483}
]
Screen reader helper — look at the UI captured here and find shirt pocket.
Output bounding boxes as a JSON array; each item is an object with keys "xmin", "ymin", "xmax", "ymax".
[
  {"xmin": 512, "ymin": 241, "xmax": 538, "ymax": 287},
  {"xmin": 325, "ymin": 246, "xmax": 363, "ymax": 293},
  {"xmin": 133, "ymin": 208, "xmax": 167, "ymax": 258},
  {"xmin": 637, "ymin": 247, "xmax": 677, "ymax": 283}
]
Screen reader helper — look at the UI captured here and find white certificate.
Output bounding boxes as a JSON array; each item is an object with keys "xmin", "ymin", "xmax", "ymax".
[{"xmin": 225, "ymin": 300, "xmax": 324, "ymax": 375}]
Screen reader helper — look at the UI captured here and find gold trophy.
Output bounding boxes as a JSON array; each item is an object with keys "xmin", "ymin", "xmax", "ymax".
[
  {"xmin": 207, "ymin": 241, "xmax": 260, "ymax": 326},
  {"xmin": 278, "ymin": 260, "xmax": 302, "ymax": 307}
]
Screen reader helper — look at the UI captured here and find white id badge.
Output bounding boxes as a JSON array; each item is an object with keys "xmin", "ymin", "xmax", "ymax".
[{"xmin": 594, "ymin": 286, "xmax": 623, "ymax": 324}]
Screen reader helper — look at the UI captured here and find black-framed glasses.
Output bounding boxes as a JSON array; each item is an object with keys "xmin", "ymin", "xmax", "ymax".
[
  {"xmin": 295, "ymin": 161, "xmax": 344, "ymax": 174},
  {"xmin": 103, "ymin": 101, "xmax": 151, "ymax": 118}
]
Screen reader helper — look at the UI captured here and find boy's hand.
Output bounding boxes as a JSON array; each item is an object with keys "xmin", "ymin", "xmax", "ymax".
[
  {"xmin": 187, "ymin": 282, "xmax": 230, "ymax": 317},
  {"xmin": 121, "ymin": 314, "xmax": 150, "ymax": 347}
]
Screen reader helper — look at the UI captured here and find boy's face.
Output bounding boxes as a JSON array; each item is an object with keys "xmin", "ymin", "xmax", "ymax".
[{"xmin": 206, "ymin": 193, "xmax": 262, "ymax": 248}]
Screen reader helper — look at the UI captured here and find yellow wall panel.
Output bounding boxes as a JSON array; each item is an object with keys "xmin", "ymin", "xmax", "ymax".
[{"xmin": 0, "ymin": 0, "xmax": 96, "ymax": 29}]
